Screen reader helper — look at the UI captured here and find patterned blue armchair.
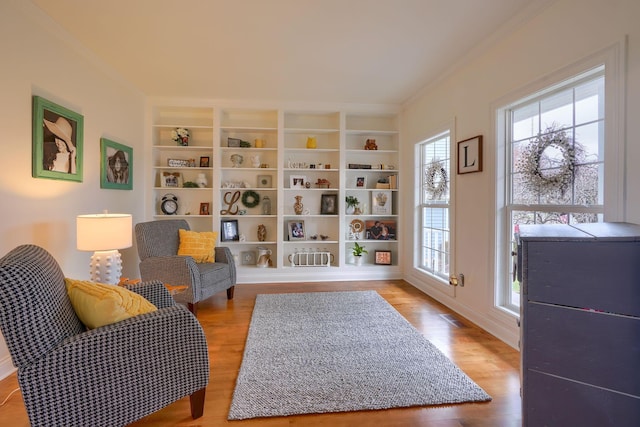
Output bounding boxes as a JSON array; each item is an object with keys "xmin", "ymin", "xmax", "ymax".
[
  {"xmin": 0, "ymin": 244, "xmax": 209, "ymax": 427},
  {"xmin": 135, "ymin": 219, "xmax": 236, "ymax": 315}
]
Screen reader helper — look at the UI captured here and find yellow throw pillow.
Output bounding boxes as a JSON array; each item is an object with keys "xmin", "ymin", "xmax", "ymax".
[
  {"xmin": 177, "ymin": 229, "xmax": 218, "ymax": 263},
  {"xmin": 65, "ymin": 278, "xmax": 157, "ymax": 329}
]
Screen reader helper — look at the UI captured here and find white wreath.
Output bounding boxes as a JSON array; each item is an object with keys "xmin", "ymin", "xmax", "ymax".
[
  {"xmin": 424, "ymin": 161, "xmax": 448, "ymax": 199},
  {"xmin": 517, "ymin": 127, "xmax": 576, "ymax": 196}
]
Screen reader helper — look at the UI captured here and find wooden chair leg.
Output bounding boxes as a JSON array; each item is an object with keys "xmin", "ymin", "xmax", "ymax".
[
  {"xmin": 188, "ymin": 303, "xmax": 197, "ymax": 316},
  {"xmin": 190, "ymin": 387, "xmax": 206, "ymax": 419},
  {"xmin": 226, "ymin": 285, "xmax": 235, "ymax": 300}
]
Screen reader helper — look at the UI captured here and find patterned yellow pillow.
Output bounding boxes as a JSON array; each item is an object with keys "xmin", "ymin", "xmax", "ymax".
[
  {"xmin": 177, "ymin": 229, "xmax": 218, "ymax": 263},
  {"xmin": 65, "ymin": 278, "xmax": 157, "ymax": 329}
]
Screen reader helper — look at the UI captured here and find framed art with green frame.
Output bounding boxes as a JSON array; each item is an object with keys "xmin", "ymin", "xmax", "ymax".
[
  {"xmin": 32, "ymin": 96, "xmax": 84, "ymax": 182},
  {"xmin": 100, "ymin": 138, "xmax": 133, "ymax": 190}
]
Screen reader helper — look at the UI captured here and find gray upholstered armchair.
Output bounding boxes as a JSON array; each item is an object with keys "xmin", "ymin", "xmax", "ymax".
[
  {"xmin": 135, "ymin": 219, "xmax": 236, "ymax": 314},
  {"xmin": 0, "ymin": 244, "xmax": 209, "ymax": 427}
]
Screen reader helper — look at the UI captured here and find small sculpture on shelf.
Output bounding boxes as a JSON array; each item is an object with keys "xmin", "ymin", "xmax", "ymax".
[
  {"xmin": 196, "ymin": 173, "xmax": 208, "ymax": 188},
  {"xmin": 364, "ymin": 138, "xmax": 378, "ymax": 150},
  {"xmin": 230, "ymin": 154, "xmax": 243, "ymax": 168},
  {"xmin": 315, "ymin": 178, "xmax": 330, "ymax": 188}
]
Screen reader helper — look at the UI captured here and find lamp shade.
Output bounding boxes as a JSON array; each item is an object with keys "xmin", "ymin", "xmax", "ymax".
[{"xmin": 77, "ymin": 213, "xmax": 132, "ymax": 251}]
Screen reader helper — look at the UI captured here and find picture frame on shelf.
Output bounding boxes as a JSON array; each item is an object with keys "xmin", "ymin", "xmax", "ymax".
[
  {"xmin": 290, "ymin": 175, "xmax": 306, "ymax": 189},
  {"xmin": 355, "ymin": 176, "xmax": 367, "ymax": 188},
  {"xmin": 199, "ymin": 156, "xmax": 210, "ymax": 168},
  {"xmin": 100, "ymin": 138, "xmax": 132, "ymax": 190},
  {"xmin": 161, "ymin": 171, "xmax": 182, "ymax": 188},
  {"xmin": 371, "ymin": 190, "xmax": 392, "ymax": 215},
  {"xmin": 288, "ymin": 220, "xmax": 306, "ymax": 241},
  {"xmin": 257, "ymin": 174, "xmax": 272, "ymax": 188},
  {"xmin": 375, "ymin": 250, "xmax": 392, "ymax": 265},
  {"xmin": 320, "ymin": 194, "xmax": 338, "ymax": 215},
  {"xmin": 365, "ymin": 220, "xmax": 396, "ymax": 240},
  {"xmin": 199, "ymin": 202, "xmax": 210, "ymax": 216},
  {"xmin": 227, "ymin": 137, "xmax": 241, "ymax": 147},
  {"xmin": 32, "ymin": 95, "xmax": 84, "ymax": 182},
  {"xmin": 221, "ymin": 219, "xmax": 239, "ymax": 242},
  {"xmin": 241, "ymin": 251, "xmax": 256, "ymax": 265},
  {"xmin": 457, "ymin": 135, "xmax": 483, "ymax": 174}
]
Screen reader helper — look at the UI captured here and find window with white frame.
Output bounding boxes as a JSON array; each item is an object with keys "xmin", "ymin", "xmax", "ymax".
[
  {"xmin": 418, "ymin": 131, "xmax": 451, "ymax": 281},
  {"xmin": 500, "ymin": 66, "xmax": 605, "ymax": 311}
]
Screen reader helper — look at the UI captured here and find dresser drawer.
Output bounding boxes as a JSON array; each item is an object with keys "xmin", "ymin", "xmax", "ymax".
[
  {"xmin": 524, "ymin": 240, "xmax": 640, "ymax": 317},
  {"xmin": 526, "ymin": 370, "xmax": 640, "ymax": 427},
  {"xmin": 526, "ymin": 302, "xmax": 640, "ymax": 397}
]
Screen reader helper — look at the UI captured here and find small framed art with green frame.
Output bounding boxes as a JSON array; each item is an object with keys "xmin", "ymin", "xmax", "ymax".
[
  {"xmin": 32, "ymin": 95, "xmax": 84, "ymax": 182},
  {"xmin": 100, "ymin": 138, "xmax": 133, "ymax": 190}
]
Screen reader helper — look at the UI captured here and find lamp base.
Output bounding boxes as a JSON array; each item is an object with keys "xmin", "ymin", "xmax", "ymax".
[{"xmin": 89, "ymin": 250, "xmax": 123, "ymax": 285}]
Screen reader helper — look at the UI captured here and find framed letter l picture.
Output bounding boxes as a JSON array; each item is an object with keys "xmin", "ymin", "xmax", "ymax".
[{"xmin": 457, "ymin": 135, "xmax": 482, "ymax": 174}]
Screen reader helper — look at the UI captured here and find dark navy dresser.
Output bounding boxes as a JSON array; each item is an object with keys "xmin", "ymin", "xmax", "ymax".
[{"xmin": 518, "ymin": 222, "xmax": 640, "ymax": 426}]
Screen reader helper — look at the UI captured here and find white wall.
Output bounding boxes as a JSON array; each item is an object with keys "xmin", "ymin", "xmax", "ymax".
[
  {"xmin": 401, "ymin": 0, "xmax": 640, "ymax": 347},
  {"xmin": 0, "ymin": 2, "xmax": 146, "ymax": 378}
]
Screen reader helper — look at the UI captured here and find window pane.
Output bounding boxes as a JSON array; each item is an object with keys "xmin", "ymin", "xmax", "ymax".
[
  {"xmin": 513, "ymin": 103, "xmax": 540, "ymax": 141},
  {"xmin": 574, "ymin": 163, "xmax": 601, "ymax": 205},
  {"xmin": 575, "ymin": 77, "xmax": 604, "ymax": 125},
  {"xmin": 575, "ymin": 122, "xmax": 602, "ymax": 161},
  {"xmin": 541, "ymin": 89, "xmax": 573, "ymax": 129}
]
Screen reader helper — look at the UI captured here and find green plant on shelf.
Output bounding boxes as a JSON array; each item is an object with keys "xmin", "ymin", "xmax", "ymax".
[
  {"xmin": 351, "ymin": 242, "xmax": 368, "ymax": 257},
  {"xmin": 345, "ymin": 195, "xmax": 359, "ymax": 207}
]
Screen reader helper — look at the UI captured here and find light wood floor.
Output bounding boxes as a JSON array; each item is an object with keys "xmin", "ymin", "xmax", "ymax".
[{"xmin": 0, "ymin": 280, "xmax": 522, "ymax": 426}]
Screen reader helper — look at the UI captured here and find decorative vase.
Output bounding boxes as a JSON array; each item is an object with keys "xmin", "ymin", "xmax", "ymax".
[
  {"xmin": 256, "ymin": 247, "xmax": 272, "ymax": 268},
  {"xmin": 306, "ymin": 136, "xmax": 317, "ymax": 149},
  {"xmin": 257, "ymin": 224, "xmax": 266, "ymax": 242},
  {"xmin": 294, "ymin": 195, "xmax": 303, "ymax": 215},
  {"xmin": 346, "ymin": 205, "xmax": 355, "ymax": 215},
  {"xmin": 196, "ymin": 173, "xmax": 208, "ymax": 188},
  {"xmin": 251, "ymin": 155, "xmax": 261, "ymax": 168},
  {"xmin": 262, "ymin": 196, "xmax": 271, "ymax": 215},
  {"xmin": 353, "ymin": 255, "xmax": 363, "ymax": 266}
]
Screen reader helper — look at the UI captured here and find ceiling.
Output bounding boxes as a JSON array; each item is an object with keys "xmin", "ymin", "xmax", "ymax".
[{"xmin": 31, "ymin": 0, "xmax": 552, "ymax": 105}]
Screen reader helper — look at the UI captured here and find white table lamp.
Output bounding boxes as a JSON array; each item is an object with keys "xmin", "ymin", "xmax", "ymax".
[{"xmin": 77, "ymin": 213, "xmax": 132, "ymax": 285}]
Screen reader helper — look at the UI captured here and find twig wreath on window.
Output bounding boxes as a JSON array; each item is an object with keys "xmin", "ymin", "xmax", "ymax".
[
  {"xmin": 241, "ymin": 190, "xmax": 260, "ymax": 208},
  {"xmin": 517, "ymin": 126, "xmax": 576, "ymax": 196},
  {"xmin": 424, "ymin": 161, "xmax": 448, "ymax": 199}
]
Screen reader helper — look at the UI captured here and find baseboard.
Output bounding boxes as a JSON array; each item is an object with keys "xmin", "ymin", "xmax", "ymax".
[
  {"xmin": 237, "ymin": 266, "xmax": 402, "ymax": 284},
  {"xmin": 406, "ymin": 277, "xmax": 520, "ymax": 350},
  {"xmin": 0, "ymin": 355, "xmax": 16, "ymax": 381}
]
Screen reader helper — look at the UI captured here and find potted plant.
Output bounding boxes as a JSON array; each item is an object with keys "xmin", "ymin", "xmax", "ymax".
[
  {"xmin": 352, "ymin": 242, "xmax": 368, "ymax": 266},
  {"xmin": 345, "ymin": 195, "xmax": 359, "ymax": 215}
]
